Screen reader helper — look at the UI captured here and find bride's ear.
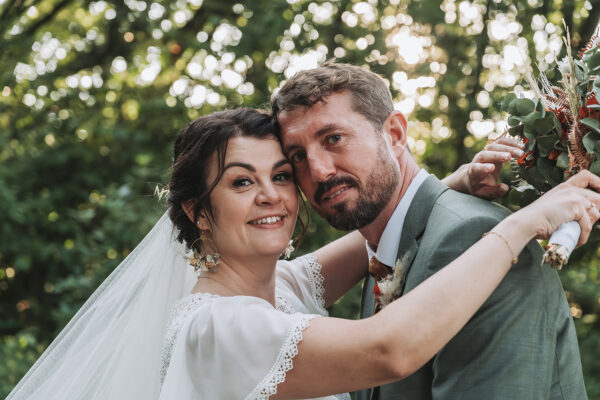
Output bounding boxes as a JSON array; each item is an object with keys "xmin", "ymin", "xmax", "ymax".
[{"xmin": 181, "ymin": 200, "xmax": 211, "ymax": 231}]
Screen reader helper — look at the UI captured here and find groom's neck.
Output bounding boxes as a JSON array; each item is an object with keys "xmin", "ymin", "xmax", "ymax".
[{"xmin": 359, "ymin": 154, "xmax": 421, "ymax": 247}]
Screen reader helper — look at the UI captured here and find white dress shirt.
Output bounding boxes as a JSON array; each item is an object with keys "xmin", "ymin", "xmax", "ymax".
[{"xmin": 366, "ymin": 169, "xmax": 429, "ymax": 267}]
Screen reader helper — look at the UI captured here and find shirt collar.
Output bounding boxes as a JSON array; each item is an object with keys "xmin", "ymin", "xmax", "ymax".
[{"xmin": 366, "ymin": 169, "xmax": 429, "ymax": 266}]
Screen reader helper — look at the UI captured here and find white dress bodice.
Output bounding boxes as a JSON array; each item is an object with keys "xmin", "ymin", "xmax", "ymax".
[{"xmin": 159, "ymin": 254, "xmax": 351, "ymax": 400}]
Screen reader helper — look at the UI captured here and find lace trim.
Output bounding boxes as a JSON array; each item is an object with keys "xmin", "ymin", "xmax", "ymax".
[
  {"xmin": 245, "ymin": 314, "xmax": 318, "ymax": 400},
  {"xmin": 275, "ymin": 295, "xmax": 295, "ymax": 314},
  {"xmin": 160, "ymin": 293, "xmax": 297, "ymax": 386},
  {"xmin": 159, "ymin": 293, "xmax": 219, "ymax": 385},
  {"xmin": 299, "ymin": 254, "xmax": 326, "ymax": 313}
]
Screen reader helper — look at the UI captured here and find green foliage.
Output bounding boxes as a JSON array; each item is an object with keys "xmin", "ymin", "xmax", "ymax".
[{"xmin": 2, "ymin": 0, "xmax": 600, "ymax": 398}]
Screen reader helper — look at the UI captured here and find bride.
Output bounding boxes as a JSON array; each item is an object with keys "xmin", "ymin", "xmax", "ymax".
[{"xmin": 7, "ymin": 108, "xmax": 600, "ymax": 399}]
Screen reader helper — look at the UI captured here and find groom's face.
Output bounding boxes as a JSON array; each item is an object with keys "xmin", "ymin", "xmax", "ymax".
[{"xmin": 278, "ymin": 91, "xmax": 400, "ymax": 230}]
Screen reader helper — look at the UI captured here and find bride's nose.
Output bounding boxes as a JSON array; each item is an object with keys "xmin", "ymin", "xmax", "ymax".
[{"xmin": 255, "ymin": 182, "xmax": 282, "ymax": 205}]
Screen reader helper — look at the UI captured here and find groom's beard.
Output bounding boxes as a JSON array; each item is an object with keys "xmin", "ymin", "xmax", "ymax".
[{"xmin": 314, "ymin": 149, "xmax": 400, "ymax": 231}]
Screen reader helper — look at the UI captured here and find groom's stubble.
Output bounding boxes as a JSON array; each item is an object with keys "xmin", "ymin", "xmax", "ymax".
[{"xmin": 315, "ymin": 143, "xmax": 400, "ymax": 231}]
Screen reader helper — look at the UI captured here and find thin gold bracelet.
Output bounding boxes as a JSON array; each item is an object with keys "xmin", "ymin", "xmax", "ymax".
[{"xmin": 482, "ymin": 231, "xmax": 518, "ymax": 265}]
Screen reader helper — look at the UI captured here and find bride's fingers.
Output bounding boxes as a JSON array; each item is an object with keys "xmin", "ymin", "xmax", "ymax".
[
  {"xmin": 576, "ymin": 205, "xmax": 594, "ymax": 247},
  {"xmin": 563, "ymin": 170, "xmax": 600, "ymax": 192}
]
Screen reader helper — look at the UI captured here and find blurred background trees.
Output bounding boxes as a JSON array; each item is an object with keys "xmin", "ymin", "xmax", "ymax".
[{"xmin": 1, "ymin": 0, "xmax": 600, "ymax": 397}]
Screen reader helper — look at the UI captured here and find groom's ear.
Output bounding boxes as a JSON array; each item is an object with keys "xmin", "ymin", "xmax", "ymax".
[
  {"xmin": 181, "ymin": 200, "xmax": 211, "ymax": 231},
  {"xmin": 383, "ymin": 111, "xmax": 408, "ymax": 156}
]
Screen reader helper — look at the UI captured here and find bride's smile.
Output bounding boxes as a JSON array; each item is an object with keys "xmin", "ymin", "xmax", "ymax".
[{"xmin": 197, "ymin": 135, "xmax": 298, "ymax": 260}]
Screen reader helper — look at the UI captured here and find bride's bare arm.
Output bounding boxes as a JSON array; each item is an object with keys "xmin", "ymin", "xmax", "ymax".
[
  {"xmin": 312, "ymin": 136, "xmax": 524, "ymax": 308},
  {"xmin": 276, "ymin": 171, "xmax": 600, "ymax": 399}
]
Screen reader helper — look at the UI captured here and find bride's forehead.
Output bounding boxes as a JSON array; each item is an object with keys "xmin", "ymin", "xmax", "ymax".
[{"xmin": 225, "ymin": 136, "xmax": 284, "ymax": 161}]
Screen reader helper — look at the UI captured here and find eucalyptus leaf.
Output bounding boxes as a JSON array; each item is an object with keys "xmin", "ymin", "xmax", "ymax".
[
  {"xmin": 521, "ymin": 111, "xmax": 543, "ymax": 127},
  {"xmin": 583, "ymin": 131, "xmax": 600, "ymax": 154},
  {"xmin": 590, "ymin": 160, "xmax": 600, "ymax": 176},
  {"xmin": 556, "ymin": 152, "xmax": 570, "ymax": 169},
  {"xmin": 536, "ymin": 134, "xmax": 558, "ymax": 157},
  {"xmin": 581, "ymin": 118, "xmax": 600, "ymax": 134},
  {"xmin": 535, "ymin": 99, "xmax": 546, "ymax": 116},
  {"xmin": 508, "ymin": 124, "xmax": 524, "ymax": 136},
  {"xmin": 537, "ymin": 157, "xmax": 562, "ymax": 187},
  {"xmin": 510, "ymin": 98, "xmax": 535, "ymax": 116},
  {"xmin": 508, "ymin": 116, "xmax": 521, "ymax": 127},
  {"xmin": 501, "ymin": 93, "xmax": 517, "ymax": 111},
  {"xmin": 533, "ymin": 115, "xmax": 556, "ymax": 135},
  {"xmin": 586, "ymin": 52, "xmax": 600, "ymax": 72},
  {"xmin": 524, "ymin": 166, "xmax": 549, "ymax": 192},
  {"xmin": 508, "ymin": 186, "xmax": 540, "ymax": 207}
]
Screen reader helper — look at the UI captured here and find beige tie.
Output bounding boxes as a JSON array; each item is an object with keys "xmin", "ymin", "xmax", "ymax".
[{"xmin": 368, "ymin": 256, "xmax": 392, "ymax": 281}]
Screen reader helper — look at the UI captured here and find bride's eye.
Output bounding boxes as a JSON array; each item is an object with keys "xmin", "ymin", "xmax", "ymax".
[
  {"xmin": 233, "ymin": 178, "xmax": 252, "ymax": 187},
  {"xmin": 273, "ymin": 172, "xmax": 292, "ymax": 182}
]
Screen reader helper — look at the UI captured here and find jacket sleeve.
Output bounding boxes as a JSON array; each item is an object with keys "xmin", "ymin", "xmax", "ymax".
[{"xmin": 419, "ymin": 215, "xmax": 584, "ymax": 399}]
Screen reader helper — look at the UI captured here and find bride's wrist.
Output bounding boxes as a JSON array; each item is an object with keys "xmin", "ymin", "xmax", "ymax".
[{"xmin": 491, "ymin": 215, "xmax": 535, "ymax": 257}]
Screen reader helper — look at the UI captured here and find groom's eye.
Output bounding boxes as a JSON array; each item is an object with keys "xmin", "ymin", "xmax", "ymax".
[
  {"xmin": 325, "ymin": 134, "xmax": 341, "ymax": 144},
  {"xmin": 289, "ymin": 151, "xmax": 306, "ymax": 164}
]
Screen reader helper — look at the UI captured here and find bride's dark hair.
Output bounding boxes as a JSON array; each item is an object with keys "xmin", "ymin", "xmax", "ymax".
[{"xmin": 168, "ymin": 108, "xmax": 298, "ymax": 253}]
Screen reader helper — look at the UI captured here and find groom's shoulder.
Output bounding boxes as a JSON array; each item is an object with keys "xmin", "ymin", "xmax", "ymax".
[{"xmin": 431, "ymin": 188, "xmax": 511, "ymax": 226}]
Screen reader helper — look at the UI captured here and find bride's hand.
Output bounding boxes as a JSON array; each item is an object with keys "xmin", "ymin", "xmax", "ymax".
[
  {"xmin": 443, "ymin": 136, "xmax": 524, "ymax": 199},
  {"xmin": 512, "ymin": 170, "xmax": 600, "ymax": 246}
]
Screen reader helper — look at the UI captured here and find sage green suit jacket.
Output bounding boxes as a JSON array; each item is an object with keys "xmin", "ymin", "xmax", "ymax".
[{"xmin": 356, "ymin": 176, "xmax": 586, "ymax": 400}]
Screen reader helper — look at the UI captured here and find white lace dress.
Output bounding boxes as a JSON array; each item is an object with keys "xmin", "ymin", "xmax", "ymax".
[{"xmin": 159, "ymin": 254, "xmax": 351, "ymax": 400}]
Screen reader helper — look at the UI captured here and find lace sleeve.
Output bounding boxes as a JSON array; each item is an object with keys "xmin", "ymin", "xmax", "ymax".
[
  {"xmin": 296, "ymin": 254, "xmax": 326, "ymax": 310},
  {"xmin": 278, "ymin": 254, "xmax": 327, "ymax": 315},
  {"xmin": 245, "ymin": 314, "xmax": 318, "ymax": 400}
]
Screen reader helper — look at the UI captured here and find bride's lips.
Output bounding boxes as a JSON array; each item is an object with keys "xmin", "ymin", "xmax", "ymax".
[{"xmin": 247, "ymin": 214, "xmax": 287, "ymax": 229}]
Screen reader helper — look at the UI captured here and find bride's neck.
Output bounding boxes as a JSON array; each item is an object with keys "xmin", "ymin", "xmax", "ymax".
[{"xmin": 194, "ymin": 254, "xmax": 279, "ymax": 306}]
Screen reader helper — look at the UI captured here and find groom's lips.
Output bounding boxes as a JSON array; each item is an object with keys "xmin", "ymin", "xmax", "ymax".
[
  {"xmin": 315, "ymin": 176, "xmax": 358, "ymax": 205},
  {"xmin": 320, "ymin": 185, "xmax": 352, "ymax": 204}
]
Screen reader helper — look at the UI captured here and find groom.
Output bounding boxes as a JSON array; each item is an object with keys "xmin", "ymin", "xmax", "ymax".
[{"xmin": 272, "ymin": 62, "xmax": 587, "ymax": 399}]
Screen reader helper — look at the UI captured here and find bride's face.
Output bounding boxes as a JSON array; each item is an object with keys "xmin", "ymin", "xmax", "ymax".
[{"xmin": 199, "ymin": 135, "xmax": 298, "ymax": 259}]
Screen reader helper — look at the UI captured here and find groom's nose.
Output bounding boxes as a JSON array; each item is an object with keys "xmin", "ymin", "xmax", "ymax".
[{"xmin": 307, "ymin": 150, "xmax": 336, "ymax": 182}]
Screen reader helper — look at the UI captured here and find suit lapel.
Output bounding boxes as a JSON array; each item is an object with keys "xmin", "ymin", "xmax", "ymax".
[{"xmin": 396, "ymin": 176, "xmax": 449, "ymax": 295}]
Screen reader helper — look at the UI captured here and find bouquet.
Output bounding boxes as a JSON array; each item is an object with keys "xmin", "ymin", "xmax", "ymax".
[{"xmin": 501, "ymin": 26, "xmax": 600, "ymax": 269}]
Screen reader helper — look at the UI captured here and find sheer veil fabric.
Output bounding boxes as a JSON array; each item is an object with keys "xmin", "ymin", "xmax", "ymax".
[{"xmin": 7, "ymin": 213, "xmax": 197, "ymax": 399}]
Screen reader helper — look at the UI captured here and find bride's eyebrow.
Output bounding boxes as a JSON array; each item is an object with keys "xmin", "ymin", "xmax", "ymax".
[
  {"xmin": 223, "ymin": 159, "xmax": 290, "ymax": 172},
  {"xmin": 223, "ymin": 162, "xmax": 255, "ymax": 172},
  {"xmin": 273, "ymin": 159, "xmax": 291, "ymax": 169}
]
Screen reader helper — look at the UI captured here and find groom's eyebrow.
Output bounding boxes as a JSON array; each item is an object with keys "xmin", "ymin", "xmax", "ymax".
[
  {"xmin": 314, "ymin": 123, "xmax": 338, "ymax": 138},
  {"xmin": 282, "ymin": 123, "xmax": 340, "ymax": 155}
]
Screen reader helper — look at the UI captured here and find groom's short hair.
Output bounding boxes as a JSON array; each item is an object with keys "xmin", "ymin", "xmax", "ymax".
[{"xmin": 271, "ymin": 60, "xmax": 394, "ymax": 131}]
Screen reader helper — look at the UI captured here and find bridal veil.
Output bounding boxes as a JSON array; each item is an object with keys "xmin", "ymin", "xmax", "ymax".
[{"xmin": 7, "ymin": 213, "xmax": 196, "ymax": 399}]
